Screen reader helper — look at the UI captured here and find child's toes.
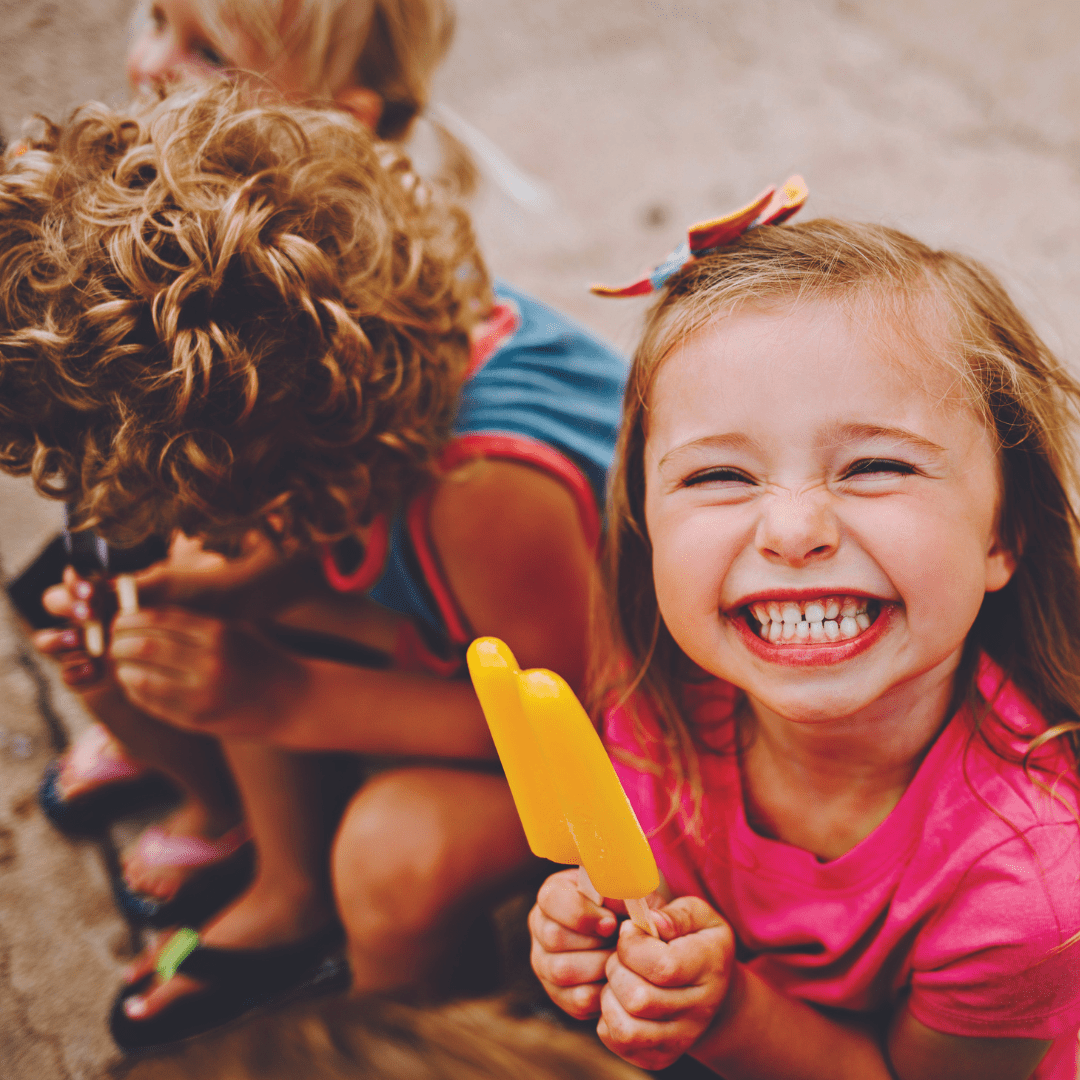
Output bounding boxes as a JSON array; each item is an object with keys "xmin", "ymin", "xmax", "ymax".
[{"xmin": 123, "ymin": 973, "xmax": 203, "ymax": 1018}]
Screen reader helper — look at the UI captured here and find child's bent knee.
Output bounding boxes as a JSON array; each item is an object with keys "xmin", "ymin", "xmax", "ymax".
[{"xmin": 331, "ymin": 773, "xmax": 462, "ymax": 942}]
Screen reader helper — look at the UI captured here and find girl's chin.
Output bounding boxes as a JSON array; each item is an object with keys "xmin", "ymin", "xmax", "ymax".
[{"xmin": 727, "ymin": 602, "xmax": 898, "ymax": 668}]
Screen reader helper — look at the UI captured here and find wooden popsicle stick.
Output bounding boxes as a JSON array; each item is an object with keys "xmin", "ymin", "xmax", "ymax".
[
  {"xmin": 577, "ymin": 865, "xmax": 602, "ymax": 904},
  {"xmin": 577, "ymin": 867, "xmax": 658, "ymax": 938},
  {"xmin": 624, "ymin": 896, "xmax": 659, "ymax": 938},
  {"xmin": 116, "ymin": 574, "xmax": 139, "ymax": 615},
  {"xmin": 84, "ymin": 620, "xmax": 105, "ymax": 658}
]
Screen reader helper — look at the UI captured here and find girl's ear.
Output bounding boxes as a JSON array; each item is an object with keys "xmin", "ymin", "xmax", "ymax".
[
  {"xmin": 984, "ymin": 535, "xmax": 1017, "ymax": 593},
  {"xmin": 333, "ymin": 85, "xmax": 383, "ymax": 131}
]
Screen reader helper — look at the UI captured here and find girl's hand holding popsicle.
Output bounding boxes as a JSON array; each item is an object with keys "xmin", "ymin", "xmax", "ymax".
[{"xmin": 529, "ymin": 870, "xmax": 735, "ymax": 1070}]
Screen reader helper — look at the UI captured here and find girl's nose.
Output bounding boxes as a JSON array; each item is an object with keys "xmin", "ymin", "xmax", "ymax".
[
  {"xmin": 127, "ymin": 29, "xmax": 179, "ymax": 91},
  {"xmin": 755, "ymin": 491, "xmax": 839, "ymax": 566}
]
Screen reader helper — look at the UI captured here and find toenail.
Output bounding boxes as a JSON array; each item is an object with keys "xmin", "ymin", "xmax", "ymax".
[
  {"xmin": 61, "ymin": 630, "xmax": 80, "ymax": 647},
  {"xmin": 75, "ymin": 581, "xmax": 93, "ymax": 599},
  {"xmin": 125, "ymin": 996, "xmax": 147, "ymax": 1018}
]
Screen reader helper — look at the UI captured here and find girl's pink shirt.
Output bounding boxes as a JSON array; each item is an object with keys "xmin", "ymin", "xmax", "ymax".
[{"xmin": 604, "ymin": 656, "xmax": 1080, "ymax": 1080}]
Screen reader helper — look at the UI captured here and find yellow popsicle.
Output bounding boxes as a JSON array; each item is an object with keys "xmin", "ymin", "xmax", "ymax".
[
  {"xmin": 466, "ymin": 638, "xmax": 579, "ymax": 865},
  {"xmin": 517, "ymin": 668, "xmax": 659, "ymax": 903}
]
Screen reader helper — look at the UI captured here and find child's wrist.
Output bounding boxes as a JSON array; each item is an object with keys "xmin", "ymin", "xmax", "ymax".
[{"xmin": 689, "ymin": 960, "xmax": 749, "ymax": 1061}]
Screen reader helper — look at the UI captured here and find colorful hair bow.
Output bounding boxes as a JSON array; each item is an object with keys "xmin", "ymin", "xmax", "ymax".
[{"xmin": 591, "ymin": 174, "xmax": 809, "ymax": 298}]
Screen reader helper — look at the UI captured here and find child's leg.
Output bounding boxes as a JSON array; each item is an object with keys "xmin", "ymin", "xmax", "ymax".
[
  {"xmin": 332, "ymin": 766, "xmax": 535, "ymax": 996},
  {"xmin": 120, "ymin": 741, "xmax": 338, "ymax": 1021},
  {"xmin": 202, "ymin": 740, "xmax": 337, "ymax": 944},
  {"xmin": 80, "ymin": 683, "xmax": 241, "ymax": 900}
]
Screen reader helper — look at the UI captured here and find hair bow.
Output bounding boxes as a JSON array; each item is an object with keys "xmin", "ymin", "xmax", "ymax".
[{"xmin": 591, "ymin": 174, "xmax": 809, "ymax": 298}]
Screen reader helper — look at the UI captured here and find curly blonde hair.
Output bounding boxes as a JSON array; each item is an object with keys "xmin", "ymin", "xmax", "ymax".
[
  {"xmin": 601, "ymin": 218, "xmax": 1080, "ymax": 821},
  {"xmin": 0, "ymin": 79, "xmax": 489, "ymax": 549}
]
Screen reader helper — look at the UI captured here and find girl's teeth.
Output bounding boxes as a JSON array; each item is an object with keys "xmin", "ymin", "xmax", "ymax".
[{"xmin": 748, "ymin": 596, "xmax": 881, "ymax": 646}]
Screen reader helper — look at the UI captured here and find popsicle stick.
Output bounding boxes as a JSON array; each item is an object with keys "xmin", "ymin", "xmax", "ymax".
[
  {"xmin": 577, "ymin": 867, "xmax": 658, "ymax": 938},
  {"xmin": 624, "ymin": 897, "xmax": 659, "ymax": 938},
  {"xmin": 84, "ymin": 620, "xmax": 105, "ymax": 658},
  {"xmin": 577, "ymin": 866, "xmax": 602, "ymax": 905},
  {"xmin": 116, "ymin": 574, "xmax": 139, "ymax": 615}
]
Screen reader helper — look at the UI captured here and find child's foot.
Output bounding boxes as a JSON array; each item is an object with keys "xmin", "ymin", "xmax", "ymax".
[
  {"xmin": 121, "ymin": 801, "xmax": 243, "ymax": 903},
  {"xmin": 55, "ymin": 723, "xmax": 147, "ymax": 799},
  {"xmin": 120, "ymin": 875, "xmax": 338, "ymax": 1021}
]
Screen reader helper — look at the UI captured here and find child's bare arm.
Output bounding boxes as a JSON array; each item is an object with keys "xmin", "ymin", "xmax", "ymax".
[
  {"xmin": 601, "ymin": 904, "xmax": 1051, "ymax": 1080},
  {"xmin": 108, "ymin": 461, "xmax": 595, "ymax": 756}
]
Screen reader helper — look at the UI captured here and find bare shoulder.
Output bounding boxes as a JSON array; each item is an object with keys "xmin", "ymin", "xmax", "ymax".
[{"xmin": 428, "ymin": 458, "xmax": 595, "ymax": 682}]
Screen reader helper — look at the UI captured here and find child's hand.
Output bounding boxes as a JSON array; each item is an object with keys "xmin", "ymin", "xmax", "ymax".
[
  {"xmin": 108, "ymin": 607, "xmax": 297, "ymax": 733},
  {"xmin": 596, "ymin": 894, "xmax": 738, "ymax": 1071},
  {"xmin": 528, "ymin": 867, "xmax": 621, "ymax": 1019},
  {"xmin": 597, "ymin": 896, "xmax": 736, "ymax": 1071},
  {"xmin": 34, "ymin": 568, "xmax": 109, "ymax": 688}
]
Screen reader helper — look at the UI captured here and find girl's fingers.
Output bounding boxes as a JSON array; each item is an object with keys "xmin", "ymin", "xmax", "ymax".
[
  {"xmin": 532, "ymin": 939, "xmax": 612, "ymax": 989},
  {"xmin": 528, "ymin": 898, "xmax": 614, "ymax": 951},
  {"xmin": 41, "ymin": 582, "xmax": 78, "ymax": 619},
  {"xmin": 597, "ymin": 984, "xmax": 686, "ymax": 1072},
  {"xmin": 542, "ymin": 979, "xmax": 605, "ymax": 1021},
  {"xmin": 605, "ymin": 951, "xmax": 705, "ymax": 1020},
  {"xmin": 617, "ymin": 899, "xmax": 734, "ymax": 988},
  {"xmin": 33, "ymin": 627, "xmax": 83, "ymax": 655},
  {"xmin": 536, "ymin": 868, "xmax": 618, "ymax": 938}
]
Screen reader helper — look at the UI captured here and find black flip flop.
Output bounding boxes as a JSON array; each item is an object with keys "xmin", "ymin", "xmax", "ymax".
[{"xmin": 109, "ymin": 923, "xmax": 347, "ymax": 1053}]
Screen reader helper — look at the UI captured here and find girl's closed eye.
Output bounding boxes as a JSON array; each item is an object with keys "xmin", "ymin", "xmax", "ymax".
[
  {"xmin": 683, "ymin": 466, "xmax": 756, "ymax": 488},
  {"xmin": 194, "ymin": 42, "xmax": 226, "ymax": 67},
  {"xmin": 841, "ymin": 457, "xmax": 918, "ymax": 480}
]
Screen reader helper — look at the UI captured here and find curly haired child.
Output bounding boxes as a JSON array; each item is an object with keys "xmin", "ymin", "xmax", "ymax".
[
  {"xmin": 28, "ymin": 0, "xmax": 475, "ymax": 859},
  {"xmin": 529, "ymin": 211, "xmax": 1080, "ymax": 1078},
  {"xmin": 0, "ymin": 79, "xmax": 626, "ymax": 1046}
]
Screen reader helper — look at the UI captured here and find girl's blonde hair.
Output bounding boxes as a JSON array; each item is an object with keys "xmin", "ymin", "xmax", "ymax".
[
  {"xmin": 0, "ymin": 79, "xmax": 489, "ymax": 549},
  {"xmin": 600, "ymin": 218, "xmax": 1080, "ymax": 814},
  {"xmin": 184, "ymin": 0, "xmax": 454, "ymax": 140}
]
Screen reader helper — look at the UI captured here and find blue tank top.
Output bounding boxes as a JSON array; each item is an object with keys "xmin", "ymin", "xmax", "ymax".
[{"xmin": 322, "ymin": 282, "xmax": 627, "ymax": 657}]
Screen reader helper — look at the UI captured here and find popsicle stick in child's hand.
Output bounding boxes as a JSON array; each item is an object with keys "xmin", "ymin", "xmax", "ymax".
[{"xmin": 115, "ymin": 574, "xmax": 139, "ymax": 616}]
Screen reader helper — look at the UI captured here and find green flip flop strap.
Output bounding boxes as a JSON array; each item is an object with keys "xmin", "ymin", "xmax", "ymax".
[{"xmin": 156, "ymin": 927, "xmax": 200, "ymax": 982}]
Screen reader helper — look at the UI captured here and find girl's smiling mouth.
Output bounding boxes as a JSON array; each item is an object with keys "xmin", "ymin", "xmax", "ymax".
[
  {"xmin": 727, "ymin": 593, "xmax": 895, "ymax": 665},
  {"xmin": 747, "ymin": 595, "xmax": 882, "ymax": 644}
]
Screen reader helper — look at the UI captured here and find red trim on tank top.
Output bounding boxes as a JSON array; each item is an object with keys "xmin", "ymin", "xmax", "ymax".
[
  {"xmin": 406, "ymin": 432, "xmax": 603, "ymax": 646},
  {"xmin": 319, "ymin": 513, "xmax": 390, "ymax": 594},
  {"xmin": 466, "ymin": 301, "xmax": 520, "ymax": 379}
]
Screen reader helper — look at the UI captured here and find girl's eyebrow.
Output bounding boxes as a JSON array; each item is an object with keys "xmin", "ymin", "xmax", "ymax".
[
  {"xmin": 821, "ymin": 421, "xmax": 947, "ymax": 455},
  {"xmin": 657, "ymin": 432, "xmax": 759, "ymax": 470}
]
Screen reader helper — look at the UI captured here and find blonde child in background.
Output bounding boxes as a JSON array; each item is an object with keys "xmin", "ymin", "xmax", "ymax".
[
  {"xmin": 529, "ymin": 210, "xmax": 1080, "ymax": 1078},
  {"xmin": 6, "ymin": 75, "xmax": 625, "ymax": 1049}
]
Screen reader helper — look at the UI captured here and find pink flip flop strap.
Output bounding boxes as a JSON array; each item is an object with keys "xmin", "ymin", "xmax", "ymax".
[
  {"xmin": 134, "ymin": 823, "xmax": 251, "ymax": 869},
  {"xmin": 64, "ymin": 723, "xmax": 146, "ymax": 786}
]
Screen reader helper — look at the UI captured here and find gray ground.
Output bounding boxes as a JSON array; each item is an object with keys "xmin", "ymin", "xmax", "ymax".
[{"xmin": 0, "ymin": 0, "xmax": 1078, "ymax": 1075}]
